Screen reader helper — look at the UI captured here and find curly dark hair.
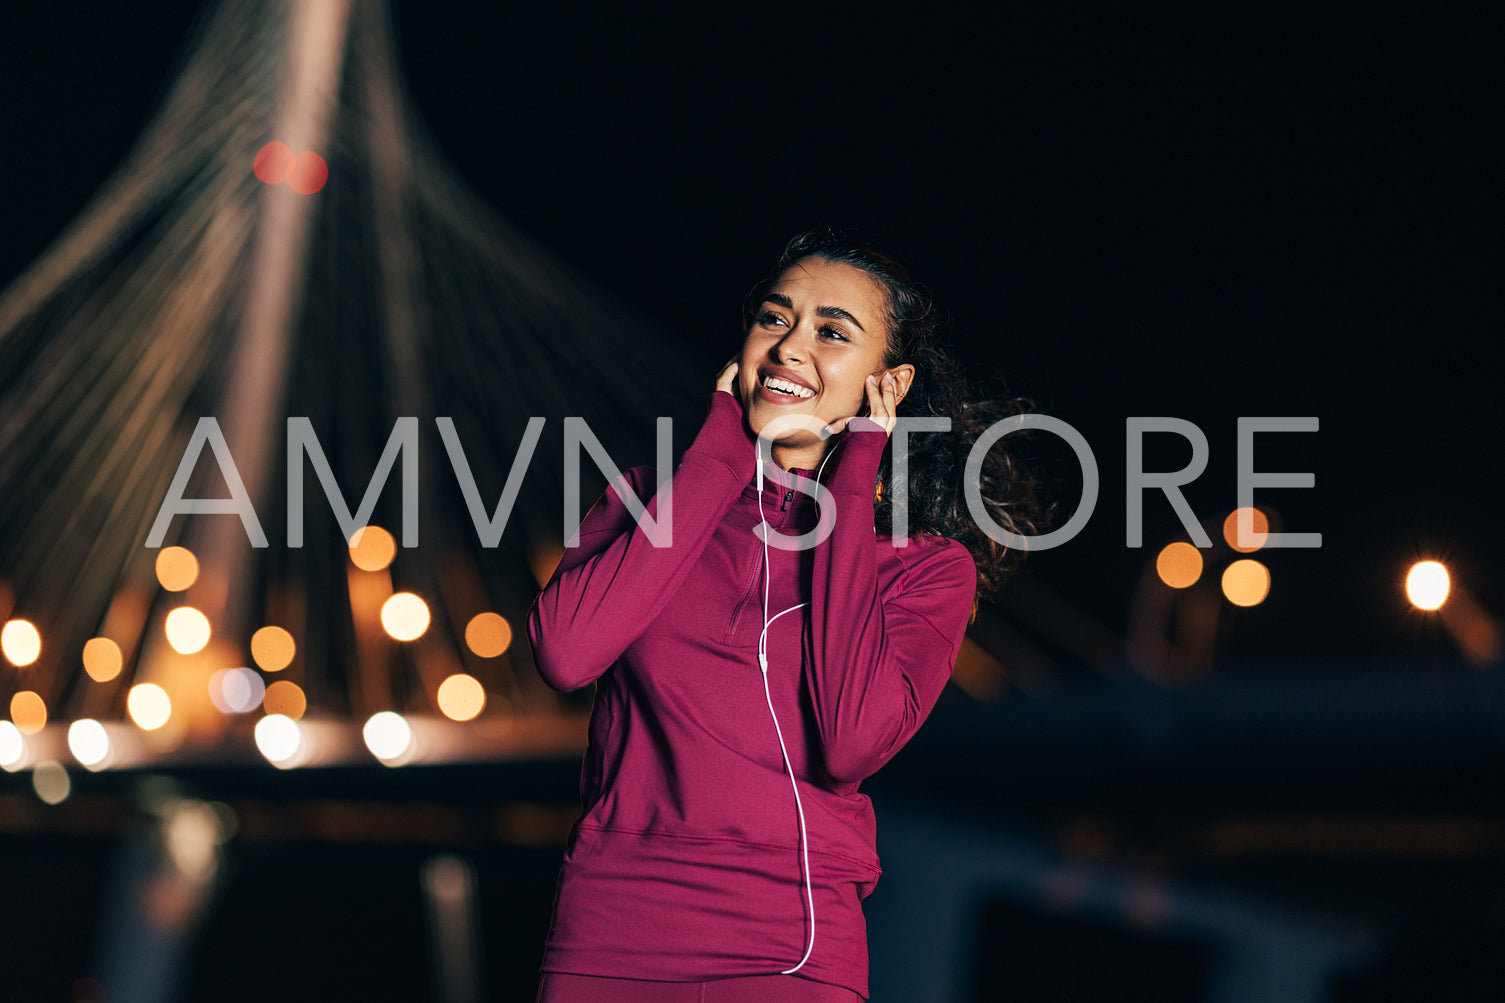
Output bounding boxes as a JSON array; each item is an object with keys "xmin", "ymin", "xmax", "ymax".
[{"xmin": 740, "ymin": 228, "xmax": 1054, "ymax": 612}]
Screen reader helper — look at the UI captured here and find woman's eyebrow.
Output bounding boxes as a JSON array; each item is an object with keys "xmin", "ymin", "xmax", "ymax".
[
  {"xmin": 816, "ymin": 304, "xmax": 866, "ymax": 332},
  {"xmin": 762, "ymin": 292, "xmax": 867, "ymax": 333}
]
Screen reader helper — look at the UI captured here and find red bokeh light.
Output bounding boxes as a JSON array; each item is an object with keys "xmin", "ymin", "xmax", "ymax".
[
  {"xmin": 253, "ymin": 141, "xmax": 294, "ymax": 184},
  {"xmin": 287, "ymin": 151, "xmax": 329, "ymax": 194}
]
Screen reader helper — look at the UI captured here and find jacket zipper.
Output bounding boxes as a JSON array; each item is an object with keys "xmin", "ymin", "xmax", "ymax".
[{"xmin": 724, "ymin": 489, "xmax": 796, "ymax": 640}]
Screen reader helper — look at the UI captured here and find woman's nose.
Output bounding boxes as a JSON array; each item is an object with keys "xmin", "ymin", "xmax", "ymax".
[{"xmin": 775, "ymin": 323, "xmax": 816, "ymax": 363}]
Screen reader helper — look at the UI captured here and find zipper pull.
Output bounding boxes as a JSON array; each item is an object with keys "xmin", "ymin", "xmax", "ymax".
[{"xmin": 781, "ymin": 490, "xmax": 794, "ymax": 510}]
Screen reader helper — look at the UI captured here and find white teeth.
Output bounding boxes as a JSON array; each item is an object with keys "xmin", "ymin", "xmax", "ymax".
[{"xmin": 764, "ymin": 376, "xmax": 814, "ymax": 398}]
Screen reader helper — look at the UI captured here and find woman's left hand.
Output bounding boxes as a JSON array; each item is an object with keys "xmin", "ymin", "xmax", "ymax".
[{"xmin": 825, "ymin": 371, "xmax": 901, "ymax": 439}]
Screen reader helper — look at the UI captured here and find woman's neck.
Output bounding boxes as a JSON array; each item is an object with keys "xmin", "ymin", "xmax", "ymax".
[{"xmin": 770, "ymin": 440, "xmax": 832, "ymax": 474}]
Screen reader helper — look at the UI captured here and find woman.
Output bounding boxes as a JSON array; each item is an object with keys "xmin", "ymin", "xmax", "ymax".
[{"xmin": 528, "ymin": 230, "xmax": 1047, "ymax": 1001}]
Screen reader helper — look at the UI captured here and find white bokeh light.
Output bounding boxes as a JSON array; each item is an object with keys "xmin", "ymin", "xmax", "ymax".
[
  {"xmin": 0, "ymin": 721, "xmax": 25, "ymax": 770},
  {"xmin": 164, "ymin": 606, "xmax": 212, "ymax": 654},
  {"xmin": 67, "ymin": 719, "xmax": 111, "ymax": 768},
  {"xmin": 363, "ymin": 711, "xmax": 413, "ymax": 763},
  {"xmin": 380, "ymin": 593, "xmax": 430, "ymax": 641},
  {"xmin": 32, "ymin": 760, "xmax": 71, "ymax": 805},
  {"xmin": 1405, "ymin": 560, "xmax": 1450, "ymax": 611},
  {"xmin": 209, "ymin": 667, "xmax": 266, "ymax": 714},
  {"xmin": 254, "ymin": 713, "xmax": 302, "ymax": 766},
  {"xmin": 128, "ymin": 683, "xmax": 173, "ymax": 731},
  {"xmin": 1, "ymin": 619, "xmax": 41, "ymax": 666}
]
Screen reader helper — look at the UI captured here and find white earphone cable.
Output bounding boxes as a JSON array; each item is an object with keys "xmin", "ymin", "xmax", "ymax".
[{"xmin": 755, "ymin": 436, "xmax": 839, "ymax": 974}]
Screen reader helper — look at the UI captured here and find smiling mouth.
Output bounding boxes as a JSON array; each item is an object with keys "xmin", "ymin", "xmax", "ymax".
[{"xmin": 760, "ymin": 374, "xmax": 816, "ymax": 399}]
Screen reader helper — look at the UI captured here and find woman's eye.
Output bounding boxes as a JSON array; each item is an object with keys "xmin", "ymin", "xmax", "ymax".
[{"xmin": 754, "ymin": 312, "xmax": 845, "ymax": 341}]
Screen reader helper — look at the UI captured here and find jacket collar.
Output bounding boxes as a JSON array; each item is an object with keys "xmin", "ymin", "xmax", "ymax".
[{"xmin": 740, "ymin": 459, "xmax": 821, "ymax": 515}]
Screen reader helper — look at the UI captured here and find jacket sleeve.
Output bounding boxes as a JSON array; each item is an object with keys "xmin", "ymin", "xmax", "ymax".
[
  {"xmin": 526, "ymin": 391, "xmax": 757, "ymax": 692},
  {"xmin": 804, "ymin": 418, "xmax": 978, "ymax": 784}
]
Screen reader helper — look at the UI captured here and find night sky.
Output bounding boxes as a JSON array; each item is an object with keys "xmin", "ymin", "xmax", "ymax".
[{"xmin": 2, "ymin": 1, "xmax": 1499, "ymax": 669}]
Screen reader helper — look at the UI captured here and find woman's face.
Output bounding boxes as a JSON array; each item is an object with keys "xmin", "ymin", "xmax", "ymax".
[{"xmin": 736, "ymin": 256, "xmax": 896, "ymax": 455}]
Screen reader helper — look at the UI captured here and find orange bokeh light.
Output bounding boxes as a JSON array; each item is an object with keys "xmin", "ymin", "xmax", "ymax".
[
  {"xmin": 263, "ymin": 680, "xmax": 307, "ymax": 720},
  {"xmin": 348, "ymin": 525, "xmax": 397, "ymax": 572},
  {"xmin": 82, "ymin": 637, "xmax": 123, "ymax": 682},
  {"xmin": 10, "ymin": 691, "xmax": 47, "ymax": 735},
  {"xmin": 250, "ymin": 626, "xmax": 296, "ymax": 672},
  {"xmin": 1155, "ymin": 542, "xmax": 1203, "ymax": 589},
  {"xmin": 1222, "ymin": 508, "xmax": 1270, "ymax": 553},
  {"xmin": 1222, "ymin": 559, "xmax": 1271, "ymax": 607},
  {"xmin": 437, "ymin": 674, "xmax": 486, "ymax": 722},
  {"xmin": 155, "ymin": 546, "xmax": 200, "ymax": 591},
  {"xmin": 465, "ymin": 613, "xmax": 512, "ymax": 658}
]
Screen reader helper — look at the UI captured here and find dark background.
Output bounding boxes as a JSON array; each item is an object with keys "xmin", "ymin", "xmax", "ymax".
[
  {"xmin": 3, "ymin": 0, "xmax": 1498, "ymax": 665},
  {"xmin": 1, "ymin": 2, "xmax": 1501, "ymax": 1001}
]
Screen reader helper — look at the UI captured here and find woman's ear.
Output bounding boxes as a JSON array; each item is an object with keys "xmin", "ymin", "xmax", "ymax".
[{"xmin": 890, "ymin": 364, "xmax": 916, "ymax": 404}]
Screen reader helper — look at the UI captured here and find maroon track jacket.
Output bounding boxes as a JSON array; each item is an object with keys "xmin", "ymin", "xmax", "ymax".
[{"xmin": 527, "ymin": 390, "xmax": 977, "ymax": 999}]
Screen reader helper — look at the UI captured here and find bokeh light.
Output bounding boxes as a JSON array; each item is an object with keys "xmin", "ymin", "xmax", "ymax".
[
  {"xmin": 254, "ymin": 714, "xmax": 302, "ymax": 765},
  {"xmin": 127, "ymin": 683, "xmax": 173, "ymax": 731},
  {"xmin": 465, "ymin": 612, "xmax": 512, "ymax": 658},
  {"xmin": 154, "ymin": 546, "xmax": 200, "ymax": 591},
  {"xmin": 363, "ymin": 711, "xmax": 412, "ymax": 762},
  {"xmin": 287, "ymin": 151, "xmax": 329, "ymax": 194},
  {"xmin": 82, "ymin": 637, "xmax": 123, "ymax": 682},
  {"xmin": 1405, "ymin": 560, "xmax": 1450, "ymax": 611},
  {"xmin": 1155, "ymin": 542, "xmax": 1203, "ymax": 589},
  {"xmin": 263, "ymin": 680, "xmax": 307, "ymax": 720},
  {"xmin": 209, "ymin": 667, "xmax": 266, "ymax": 714},
  {"xmin": 253, "ymin": 140, "xmax": 294, "ymax": 184},
  {"xmin": 437, "ymin": 673, "xmax": 486, "ymax": 722},
  {"xmin": 0, "ymin": 721, "xmax": 26, "ymax": 769},
  {"xmin": 1222, "ymin": 507, "xmax": 1270, "ymax": 553},
  {"xmin": 381, "ymin": 592, "xmax": 430, "ymax": 641},
  {"xmin": 67, "ymin": 719, "xmax": 111, "ymax": 768},
  {"xmin": 1, "ymin": 619, "xmax": 41, "ymax": 667},
  {"xmin": 1221, "ymin": 559, "xmax": 1271, "ymax": 607},
  {"xmin": 348, "ymin": 525, "xmax": 397, "ymax": 572},
  {"xmin": 164, "ymin": 801, "xmax": 223, "ymax": 880},
  {"xmin": 165, "ymin": 606, "xmax": 211, "ymax": 654},
  {"xmin": 10, "ymin": 691, "xmax": 47, "ymax": 734},
  {"xmin": 250, "ymin": 625, "xmax": 296, "ymax": 672},
  {"xmin": 32, "ymin": 760, "xmax": 70, "ymax": 805}
]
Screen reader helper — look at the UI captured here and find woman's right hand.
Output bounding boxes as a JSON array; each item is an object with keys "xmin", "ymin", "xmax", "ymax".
[{"xmin": 715, "ymin": 358, "xmax": 740, "ymax": 402}]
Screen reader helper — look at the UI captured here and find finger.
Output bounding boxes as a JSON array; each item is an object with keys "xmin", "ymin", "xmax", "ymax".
[
  {"xmin": 878, "ymin": 373, "xmax": 897, "ymax": 417},
  {"xmin": 865, "ymin": 373, "xmax": 882, "ymax": 408},
  {"xmin": 716, "ymin": 360, "xmax": 739, "ymax": 394},
  {"xmin": 866, "ymin": 374, "xmax": 889, "ymax": 419}
]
